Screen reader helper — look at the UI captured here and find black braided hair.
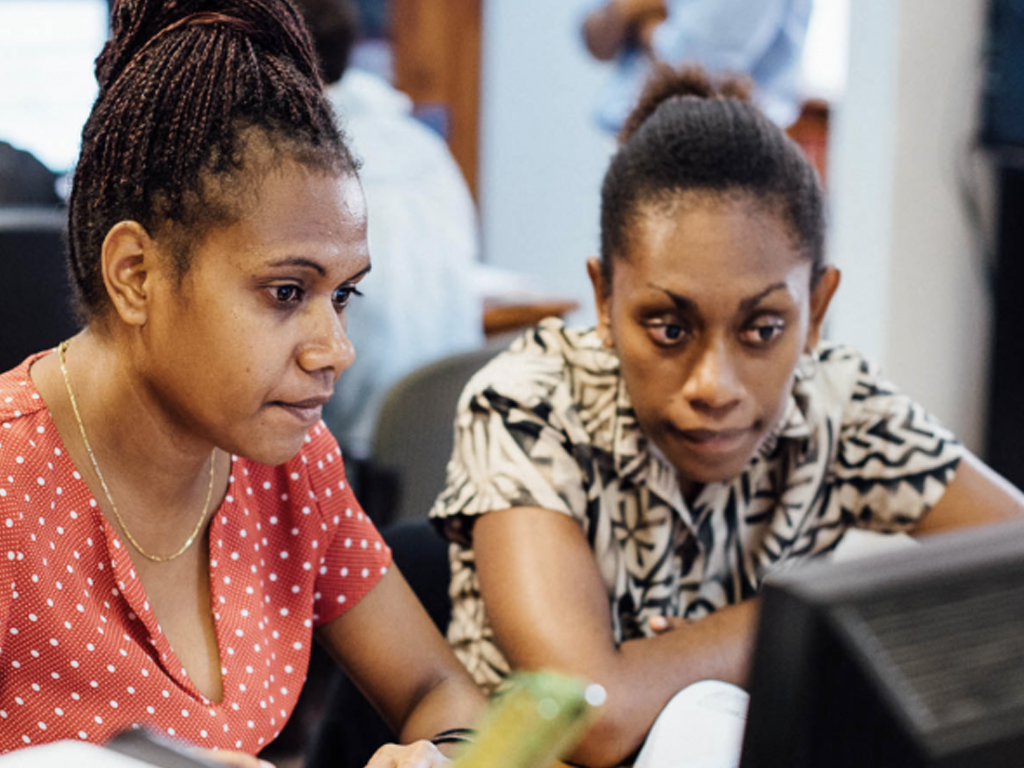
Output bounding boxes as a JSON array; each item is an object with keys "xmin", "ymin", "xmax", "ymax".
[
  {"xmin": 69, "ymin": 0, "xmax": 358, "ymax": 320},
  {"xmin": 599, "ymin": 64, "xmax": 825, "ymax": 292}
]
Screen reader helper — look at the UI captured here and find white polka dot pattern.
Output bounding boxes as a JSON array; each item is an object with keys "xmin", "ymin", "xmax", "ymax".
[{"xmin": 0, "ymin": 353, "xmax": 392, "ymax": 754}]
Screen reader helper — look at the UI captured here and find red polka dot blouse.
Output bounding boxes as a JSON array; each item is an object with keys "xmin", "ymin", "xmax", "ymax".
[{"xmin": 0, "ymin": 353, "xmax": 392, "ymax": 754}]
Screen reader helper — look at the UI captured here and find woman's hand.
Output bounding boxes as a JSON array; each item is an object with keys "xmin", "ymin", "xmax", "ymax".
[
  {"xmin": 635, "ymin": 7, "xmax": 667, "ymax": 52},
  {"xmin": 647, "ymin": 615, "xmax": 685, "ymax": 634},
  {"xmin": 366, "ymin": 740, "xmax": 450, "ymax": 768},
  {"xmin": 192, "ymin": 748, "xmax": 275, "ymax": 768},
  {"xmin": 583, "ymin": 0, "xmax": 666, "ymax": 61}
]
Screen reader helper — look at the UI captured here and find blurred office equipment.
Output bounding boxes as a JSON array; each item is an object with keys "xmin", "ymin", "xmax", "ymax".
[
  {"xmin": 0, "ymin": 207, "xmax": 78, "ymax": 372},
  {"xmin": 740, "ymin": 519, "xmax": 1024, "ymax": 768},
  {"xmin": 982, "ymin": 0, "xmax": 1024, "ymax": 148},
  {"xmin": 982, "ymin": 0, "xmax": 1024, "ymax": 488},
  {"xmin": 0, "ymin": 141, "xmax": 62, "ymax": 206},
  {"xmin": 0, "ymin": 728, "xmax": 216, "ymax": 767}
]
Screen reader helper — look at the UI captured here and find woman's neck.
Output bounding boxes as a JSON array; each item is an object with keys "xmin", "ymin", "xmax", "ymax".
[{"xmin": 30, "ymin": 329, "xmax": 228, "ymax": 549}]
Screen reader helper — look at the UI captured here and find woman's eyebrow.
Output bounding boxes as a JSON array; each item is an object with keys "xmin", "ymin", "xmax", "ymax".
[
  {"xmin": 265, "ymin": 256, "xmax": 327, "ymax": 276},
  {"xmin": 346, "ymin": 264, "xmax": 372, "ymax": 282},
  {"xmin": 262, "ymin": 260, "xmax": 372, "ymax": 283},
  {"xmin": 650, "ymin": 284, "xmax": 696, "ymax": 312},
  {"xmin": 648, "ymin": 281, "xmax": 789, "ymax": 313},
  {"xmin": 738, "ymin": 282, "xmax": 788, "ymax": 313}
]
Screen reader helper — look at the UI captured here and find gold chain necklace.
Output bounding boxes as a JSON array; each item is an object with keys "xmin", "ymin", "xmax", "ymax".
[{"xmin": 58, "ymin": 340, "xmax": 217, "ymax": 563}]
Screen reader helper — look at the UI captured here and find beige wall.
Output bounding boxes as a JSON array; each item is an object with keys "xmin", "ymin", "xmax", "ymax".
[{"xmin": 827, "ymin": 0, "xmax": 993, "ymax": 453}]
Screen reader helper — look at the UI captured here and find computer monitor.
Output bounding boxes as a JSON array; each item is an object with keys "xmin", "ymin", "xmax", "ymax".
[{"xmin": 739, "ymin": 519, "xmax": 1024, "ymax": 768}]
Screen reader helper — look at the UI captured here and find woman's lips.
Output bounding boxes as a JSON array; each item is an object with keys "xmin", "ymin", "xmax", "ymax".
[
  {"xmin": 272, "ymin": 396, "xmax": 331, "ymax": 424},
  {"xmin": 672, "ymin": 426, "xmax": 753, "ymax": 454}
]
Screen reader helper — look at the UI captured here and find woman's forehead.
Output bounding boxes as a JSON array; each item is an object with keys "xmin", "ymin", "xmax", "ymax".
[
  {"xmin": 183, "ymin": 167, "xmax": 368, "ymax": 277},
  {"xmin": 624, "ymin": 197, "xmax": 807, "ymax": 281}
]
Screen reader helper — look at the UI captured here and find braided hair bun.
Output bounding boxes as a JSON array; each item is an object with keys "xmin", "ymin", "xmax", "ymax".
[
  {"xmin": 599, "ymin": 63, "xmax": 824, "ymax": 288},
  {"xmin": 95, "ymin": 0, "xmax": 322, "ymax": 93},
  {"xmin": 618, "ymin": 64, "xmax": 753, "ymax": 145}
]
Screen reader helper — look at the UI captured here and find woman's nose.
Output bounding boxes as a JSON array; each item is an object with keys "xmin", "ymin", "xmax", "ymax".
[
  {"xmin": 297, "ymin": 303, "xmax": 355, "ymax": 380},
  {"xmin": 682, "ymin": 338, "xmax": 744, "ymax": 416}
]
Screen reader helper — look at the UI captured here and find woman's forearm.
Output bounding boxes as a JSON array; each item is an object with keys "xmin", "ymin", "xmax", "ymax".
[
  {"xmin": 566, "ymin": 600, "xmax": 760, "ymax": 768},
  {"xmin": 397, "ymin": 672, "xmax": 486, "ymax": 750},
  {"xmin": 583, "ymin": 0, "xmax": 666, "ymax": 60}
]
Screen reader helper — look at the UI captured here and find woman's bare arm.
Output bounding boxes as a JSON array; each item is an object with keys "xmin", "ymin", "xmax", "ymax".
[
  {"xmin": 582, "ymin": 0, "xmax": 667, "ymax": 60},
  {"xmin": 315, "ymin": 567, "xmax": 486, "ymax": 760},
  {"xmin": 914, "ymin": 450, "xmax": 1024, "ymax": 536},
  {"xmin": 473, "ymin": 507, "xmax": 758, "ymax": 768}
]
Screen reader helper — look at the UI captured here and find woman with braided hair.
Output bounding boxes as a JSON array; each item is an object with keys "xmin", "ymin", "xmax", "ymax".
[
  {"xmin": 0, "ymin": 0, "xmax": 483, "ymax": 763},
  {"xmin": 429, "ymin": 65, "xmax": 1024, "ymax": 767}
]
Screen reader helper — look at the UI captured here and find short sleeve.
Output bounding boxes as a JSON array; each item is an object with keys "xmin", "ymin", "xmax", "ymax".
[
  {"xmin": 304, "ymin": 424, "xmax": 392, "ymax": 627},
  {"xmin": 828, "ymin": 354, "xmax": 965, "ymax": 533},
  {"xmin": 430, "ymin": 348, "xmax": 593, "ymax": 547}
]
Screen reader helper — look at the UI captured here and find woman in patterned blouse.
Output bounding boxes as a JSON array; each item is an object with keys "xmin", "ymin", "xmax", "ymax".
[
  {"xmin": 430, "ymin": 65, "xmax": 1024, "ymax": 767},
  {"xmin": 0, "ymin": 0, "xmax": 484, "ymax": 764}
]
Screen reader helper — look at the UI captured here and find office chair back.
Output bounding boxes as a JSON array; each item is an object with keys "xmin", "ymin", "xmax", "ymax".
[
  {"xmin": 370, "ymin": 344, "xmax": 501, "ymax": 526},
  {"xmin": 0, "ymin": 207, "xmax": 78, "ymax": 372}
]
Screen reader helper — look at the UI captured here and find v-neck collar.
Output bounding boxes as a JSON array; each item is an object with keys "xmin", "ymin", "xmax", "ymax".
[{"xmin": 9, "ymin": 352, "xmax": 233, "ymax": 706}]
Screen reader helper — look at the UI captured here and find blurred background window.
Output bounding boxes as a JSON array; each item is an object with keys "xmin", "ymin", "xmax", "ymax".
[{"xmin": 0, "ymin": 0, "xmax": 108, "ymax": 174}]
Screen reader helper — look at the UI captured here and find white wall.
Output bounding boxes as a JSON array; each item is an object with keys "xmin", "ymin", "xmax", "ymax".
[
  {"xmin": 827, "ymin": 0, "xmax": 992, "ymax": 452},
  {"xmin": 478, "ymin": 0, "xmax": 615, "ymax": 324}
]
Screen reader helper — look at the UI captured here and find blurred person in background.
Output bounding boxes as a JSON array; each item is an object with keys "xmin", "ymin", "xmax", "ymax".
[
  {"xmin": 295, "ymin": 0, "xmax": 483, "ymax": 465},
  {"xmin": 581, "ymin": 0, "xmax": 813, "ymax": 133}
]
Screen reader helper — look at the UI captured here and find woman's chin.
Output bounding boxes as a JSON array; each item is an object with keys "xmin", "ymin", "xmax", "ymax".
[
  {"xmin": 661, "ymin": 439, "xmax": 759, "ymax": 486},
  {"xmin": 228, "ymin": 431, "xmax": 311, "ymax": 468}
]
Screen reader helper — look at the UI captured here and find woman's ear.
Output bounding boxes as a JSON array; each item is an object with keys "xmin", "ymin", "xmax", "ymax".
[
  {"xmin": 586, "ymin": 257, "xmax": 614, "ymax": 349},
  {"xmin": 100, "ymin": 221, "xmax": 157, "ymax": 327},
  {"xmin": 806, "ymin": 266, "xmax": 840, "ymax": 352}
]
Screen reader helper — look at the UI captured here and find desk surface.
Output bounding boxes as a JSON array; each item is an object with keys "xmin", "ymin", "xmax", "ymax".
[{"xmin": 482, "ymin": 299, "xmax": 579, "ymax": 338}]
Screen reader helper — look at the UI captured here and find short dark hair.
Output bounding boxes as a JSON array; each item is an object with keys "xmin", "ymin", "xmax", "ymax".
[
  {"xmin": 68, "ymin": 0, "xmax": 358, "ymax": 320},
  {"xmin": 599, "ymin": 65, "xmax": 825, "ymax": 292},
  {"xmin": 290, "ymin": 0, "xmax": 361, "ymax": 85}
]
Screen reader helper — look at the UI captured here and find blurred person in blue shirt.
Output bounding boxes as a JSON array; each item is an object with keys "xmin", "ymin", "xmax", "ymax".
[
  {"xmin": 294, "ymin": 0, "xmax": 483, "ymax": 459},
  {"xmin": 582, "ymin": 0, "xmax": 813, "ymax": 133}
]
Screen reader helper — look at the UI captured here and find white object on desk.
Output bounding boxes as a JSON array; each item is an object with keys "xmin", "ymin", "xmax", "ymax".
[
  {"xmin": 633, "ymin": 680, "xmax": 749, "ymax": 768},
  {"xmin": 0, "ymin": 741, "xmax": 154, "ymax": 767}
]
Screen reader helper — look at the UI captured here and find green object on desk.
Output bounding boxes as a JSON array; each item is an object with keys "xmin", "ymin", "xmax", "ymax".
[{"xmin": 453, "ymin": 670, "xmax": 605, "ymax": 768}]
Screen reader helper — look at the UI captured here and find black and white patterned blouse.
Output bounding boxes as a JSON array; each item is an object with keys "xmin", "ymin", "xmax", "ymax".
[{"xmin": 429, "ymin": 318, "xmax": 964, "ymax": 693}]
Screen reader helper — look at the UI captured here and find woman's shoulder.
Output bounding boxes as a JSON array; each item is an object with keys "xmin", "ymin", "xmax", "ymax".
[
  {"xmin": 801, "ymin": 342, "xmax": 896, "ymax": 411},
  {"xmin": 1, "ymin": 352, "xmax": 56, "ymax": 486},
  {"xmin": 0, "ymin": 351, "xmax": 52, "ymax": 424},
  {"xmin": 463, "ymin": 318, "xmax": 619, "ymax": 408},
  {"xmin": 802, "ymin": 341, "xmax": 960, "ymax": 449}
]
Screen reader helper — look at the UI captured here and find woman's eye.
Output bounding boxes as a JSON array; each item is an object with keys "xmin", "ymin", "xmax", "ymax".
[
  {"xmin": 646, "ymin": 322, "xmax": 688, "ymax": 346},
  {"xmin": 742, "ymin": 319, "xmax": 785, "ymax": 345},
  {"xmin": 273, "ymin": 285, "xmax": 302, "ymax": 303},
  {"xmin": 333, "ymin": 285, "xmax": 363, "ymax": 310}
]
